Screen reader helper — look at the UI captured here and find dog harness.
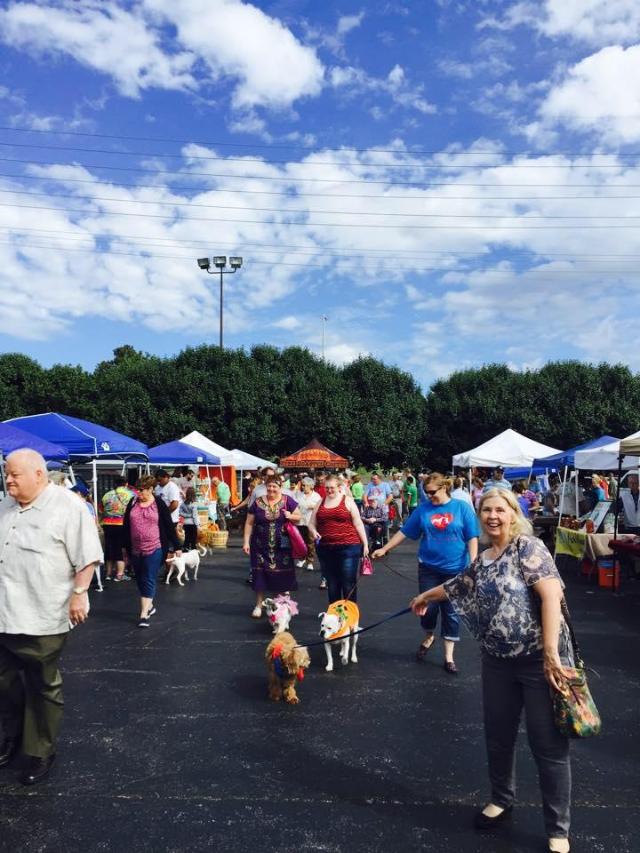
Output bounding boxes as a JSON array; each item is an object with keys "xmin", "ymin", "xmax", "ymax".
[{"xmin": 325, "ymin": 600, "xmax": 360, "ymax": 641}]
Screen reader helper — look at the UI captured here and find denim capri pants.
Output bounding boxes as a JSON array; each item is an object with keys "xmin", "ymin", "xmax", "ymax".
[
  {"xmin": 131, "ymin": 548, "xmax": 164, "ymax": 598},
  {"xmin": 417, "ymin": 562, "xmax": 460, "ymax": 640}
]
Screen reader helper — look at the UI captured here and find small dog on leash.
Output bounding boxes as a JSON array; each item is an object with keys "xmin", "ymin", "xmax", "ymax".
[
  {"xmin": 318, "ymin": 600, "xmax": 360, "ymax": 672},
  {"xmin": 165, "ymin": 546, "xmax": 206, "ymax": 585},
  {"xmin": 265, "ymin": 632, "xmax": 310, "ymax": 704},
  {"xmin": 262, "ymin": 594, "xmax": 299, "ymax": 634}
]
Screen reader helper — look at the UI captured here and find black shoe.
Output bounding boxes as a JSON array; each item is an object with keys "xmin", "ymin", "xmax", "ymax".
[
  {"xmin": 0, "ymin": 736, "xmax": 20, "ymax": 768},
  {"xmin": 444, "ymin": 660, "xmax": 458, "ymax": 675},
  {"xmin": 19, "ymin": 754, "xmax": 56, "ymax": 786},
  {"xmin": 138, "ymin": 616, "xmax": 150, "ymax": 628},
  {"xmin": 474, "ymin": 804, "xmax": 513, "ymax": 830},
  {"xmin": 147, "ymin": 607, "xmax": 156, "ymax": 618}
]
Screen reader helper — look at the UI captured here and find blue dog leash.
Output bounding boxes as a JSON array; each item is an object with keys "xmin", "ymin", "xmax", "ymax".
[{"xmin": 294, "ymin": 606, "xmax": 412, "ymax": 649}]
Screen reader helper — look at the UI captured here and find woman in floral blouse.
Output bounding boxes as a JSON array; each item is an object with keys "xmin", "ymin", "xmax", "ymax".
[{"xmin": 410, "ymin": 488, "xmax": 572, "ymax": 853}]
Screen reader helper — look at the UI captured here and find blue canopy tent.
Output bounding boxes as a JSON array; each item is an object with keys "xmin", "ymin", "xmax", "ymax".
[
  {"xmin": 148, "ymin": 440, "xmax": 221, "ymax": 465},
  {"xmin": 0, "ymin": 422, "xmax": 67, "ymax": 461},
  {"xmin": 4, "ymin": 412, "xmax": 148, "ymax": 501}
]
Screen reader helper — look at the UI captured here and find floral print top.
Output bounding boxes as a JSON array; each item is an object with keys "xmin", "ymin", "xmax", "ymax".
[{"xmin": 444, "ymin": 535, "xmax": 572, "ymax": 660}]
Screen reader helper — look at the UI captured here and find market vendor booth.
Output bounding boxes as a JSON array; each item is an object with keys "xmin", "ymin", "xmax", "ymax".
[{"xmin": 279, "ymin": 438, "xmax": 348, "ymax": 470}]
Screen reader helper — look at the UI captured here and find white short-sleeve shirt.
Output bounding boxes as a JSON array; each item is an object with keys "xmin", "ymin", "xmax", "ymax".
[
  {"xmin": 0, "ymin": 483, "xmax": 103, "ymax": 635},
  {"xmin": 155, "ymin": 481, "xmax": 182, "ymax": 522}
]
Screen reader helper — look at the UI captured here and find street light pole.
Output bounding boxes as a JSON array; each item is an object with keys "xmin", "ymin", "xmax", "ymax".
[
  {"xmin": 196, "ymin": 256, "xmax": 243, "ymax": 348},
  {"xmin": 320, "ymin": 314, "xmax": 328, "ymax": 361}
]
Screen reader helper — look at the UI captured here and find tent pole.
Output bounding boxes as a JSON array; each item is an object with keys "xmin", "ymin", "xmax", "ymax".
[
  {"xmin": 556, "ymin": 465, "xmax": 567, "ymax": 528},
  {"xmin": 614, "ymin": 454, "xmax": 623, "ymax": 541},
  {"xmin": 92, "ymin": 459, "xmax": 98, "ymax": 507}
]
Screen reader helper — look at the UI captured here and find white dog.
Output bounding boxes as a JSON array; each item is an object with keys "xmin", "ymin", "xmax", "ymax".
[
  {"xmin": 318, "ymin": 600, "xmax": 360, "ymax": 672},
  {"xmin": 262, "ymin": 594, "xmax": 299, "ymax": 634},
  {"xmin": 165, "ymin": 548, "xmax": 203, "ymax": 585}
]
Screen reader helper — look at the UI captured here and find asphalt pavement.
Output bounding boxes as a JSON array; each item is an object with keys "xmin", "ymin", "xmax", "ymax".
[{"xmin": 1, "ymin": 537, "xmax": 638, "ymax": 853}]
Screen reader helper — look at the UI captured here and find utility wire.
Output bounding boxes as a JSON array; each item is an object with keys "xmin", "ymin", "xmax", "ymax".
[
  {"xmin": 2, "ymin": 186, "xmax": 640, "ymax": 219},
  {"xmin": 2, "ymin": 170, "xmax": 639, "ymax": 201},
  {"xmin": 2, "ymin": 155, "xmax": 640, "ymax": 188},
  {"xmin": 2, "ymin": 123, "xmax": 639, "ymax": 159}
]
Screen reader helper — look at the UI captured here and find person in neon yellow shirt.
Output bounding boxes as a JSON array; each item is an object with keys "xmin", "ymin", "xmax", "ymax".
[{"xmin": 350, "ymin": 475, "xmax": 364, "ymax": 511}]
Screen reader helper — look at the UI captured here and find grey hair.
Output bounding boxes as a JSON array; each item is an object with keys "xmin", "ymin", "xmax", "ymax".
[{"xmin": 6, "ymin": 448, "xmax": 47, "ymax": 474}]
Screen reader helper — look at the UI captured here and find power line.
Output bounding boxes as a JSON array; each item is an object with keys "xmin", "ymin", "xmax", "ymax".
[
  {"xmin": 4, "ymin": 224, "xmax": 640, "ymax": 260},
  {"xmin": 4, "ymin": 236, "xmax": 639, "ymax": 275},
  {"xmin": 3, "ymin": 155, "xmax": 640, "ymax": 189},
  {"xmin": 0, "ymin": 139, "xmax": 635, "ymax": 169},
  {"xmin": 2, "ymin": 123, "xmax": 639, "ymax": 160},
  {"xmin": 3, "ymin": 169, "xmax": 639, "ymax": 201},
  {"xmin": 3, "ymin": 186, "xmax": 640, "ymax": 219}
]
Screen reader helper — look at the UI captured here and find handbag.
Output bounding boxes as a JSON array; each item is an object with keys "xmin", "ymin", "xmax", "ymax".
[
  {"xmin": 284, "ymin": 521, "xmax": 308, "ymax": 561},
  {"xmin": 551, "ymin": 600, "xmax": 602, "ymax": 739},
  {"xmin": 516, "ymin": 539, "xmax": 601, "ymax": 739},
  {"xmin": 359, "ymin": 555, "xmax": 374, "ymax": 576}
]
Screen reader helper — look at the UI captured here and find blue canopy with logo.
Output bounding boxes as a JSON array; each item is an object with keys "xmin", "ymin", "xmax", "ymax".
[{"xmin": 4, "ymin": 413, "xmax": 148, "ymax": 458}]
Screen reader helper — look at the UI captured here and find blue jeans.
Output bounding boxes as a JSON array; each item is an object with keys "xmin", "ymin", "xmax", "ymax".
[
  {"xmin": 317, "ymin": 543, "xmax": 362, "ymax": 603},
  {"xmin": 131, "ymin": 548, "xmax": 164, "ymax": 598},
  {"xmin": 417, "ymin": 563, "xmax": 460, "ymax": 640}
]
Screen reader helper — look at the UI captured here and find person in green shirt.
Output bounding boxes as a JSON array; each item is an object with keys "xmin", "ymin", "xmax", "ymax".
[
  {"xmin": 403, "ymin": 475, "xmax": 418, "ymax": 513},
  {"xmin": 350, "ymin": 475, "xmax": 364, "ymax": 511},
  {"xmin": 212, "ymin": 477, "xmax": 231, "ymax": 531}
]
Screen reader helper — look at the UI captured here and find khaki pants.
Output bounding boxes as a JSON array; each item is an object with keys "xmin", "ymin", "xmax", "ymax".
[{"xmin": 0, "ymin": 633, "xmax": 67, "ymax": 758}]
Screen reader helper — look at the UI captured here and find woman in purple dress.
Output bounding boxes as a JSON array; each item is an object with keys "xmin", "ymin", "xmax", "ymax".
[{"xmin": 243, "ymin": 476, "xmax": 301, "ymax": 618}]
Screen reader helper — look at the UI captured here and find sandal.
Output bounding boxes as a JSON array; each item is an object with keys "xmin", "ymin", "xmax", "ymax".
[{"xmin": 416, "ymin": 636, "xmax": 435, "ymax": 661}]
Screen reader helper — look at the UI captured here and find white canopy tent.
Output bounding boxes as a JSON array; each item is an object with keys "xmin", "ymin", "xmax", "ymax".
[
  {"xmin": 574, "ymin": 429, "xmax": 640, "ymax": 470},
  {"xmin": 228, "ymin": 448, "xmax": 275, "ymax": 471},
  {"xmin": 180, "ymin": 431, "xmax": 235, "ymax": 466},
  {"xmin": 452, "ymin": 428, "xmax": 560, "ymax": 469}
]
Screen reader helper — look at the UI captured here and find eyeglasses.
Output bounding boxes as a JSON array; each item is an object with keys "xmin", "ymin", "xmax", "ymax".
[{"xmin": 425, "ymin": 489, "xmax": 440, "ymax": 496}]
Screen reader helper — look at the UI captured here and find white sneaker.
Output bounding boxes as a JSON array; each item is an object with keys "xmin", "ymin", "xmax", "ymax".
[
  {"xmin": 251, "ymin": 606, "xmax": 262, "ymax": 618},
  {"xmin": 295, "ymin": 559, "xmax": 305, "ymax": 568},
  {"xmin": 305, "ymin": 562, "xmax": 314, "ymax": 571}
]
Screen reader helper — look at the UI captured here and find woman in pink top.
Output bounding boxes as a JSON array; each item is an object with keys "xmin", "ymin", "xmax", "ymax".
[{"xmin": 123, "ymin": 475, "xmax": 181, "ymax": 627}]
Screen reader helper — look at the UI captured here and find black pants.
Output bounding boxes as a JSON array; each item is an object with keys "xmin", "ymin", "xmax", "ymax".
[{"xmin": 183, "ymin": 524, "xmax": 198, "ymax": 550}]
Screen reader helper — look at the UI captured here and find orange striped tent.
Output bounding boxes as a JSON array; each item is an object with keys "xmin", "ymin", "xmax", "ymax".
[{"xmin": 279, "ymin": 438, "xmax": 348, "ymax": 470}]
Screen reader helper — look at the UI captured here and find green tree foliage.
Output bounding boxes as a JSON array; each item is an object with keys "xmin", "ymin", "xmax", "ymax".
[{"xmin": 3, "ymin": 348, "xmax": 640, "ymax": 470}]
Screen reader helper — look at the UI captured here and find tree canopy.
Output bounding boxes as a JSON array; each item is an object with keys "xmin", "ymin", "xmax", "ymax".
[{"xmin": 1, "ymin": 347, "xmax": 639, "ymax": 470}]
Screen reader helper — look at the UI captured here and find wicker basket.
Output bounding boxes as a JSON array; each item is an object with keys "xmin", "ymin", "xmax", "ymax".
[{"xmin": 211, "ymin": 531, "xmax": 229, "ymax": 549}]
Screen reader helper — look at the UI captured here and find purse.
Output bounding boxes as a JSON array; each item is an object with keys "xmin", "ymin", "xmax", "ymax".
[
  {"xmin": 284, "ymin": 521, "xmax": 308, "ymax": 561},
  {"xmin": 516, "ymin": 539, "xmax": 601, "ymax": 739},
  {"xmin": 359, "ymin": 555, "xmax": 374, "ymax": 576},
  {"xmin": 552, "ymin": 600, "xmax": 602, "ymax": 739}
]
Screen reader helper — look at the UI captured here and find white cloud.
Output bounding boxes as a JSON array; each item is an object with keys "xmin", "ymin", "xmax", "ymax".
[
  {"xmin": 537, "ymin": 45, "xmax": 640, "ymax": 143},
  {"xmin": 330, "ymin": 63, "xmax": 436, "ymax": 115},
  {"xmin": 0, "ymin": 2, "xmax": 196, "ymax": 98},
  {"xmin": 144, "ymin": 0, "xmax": 324, "ymax": 109},
  {"xmin": 0, "ymin": 0, "xmax": 324, "ymax": 110},
  {"xmin": 337, "ymin": 13, "xmax": 365, "ymax": 37},
  {"xmin": 482, "ymin": 0, "xmax": 640, "ymax": 46}
]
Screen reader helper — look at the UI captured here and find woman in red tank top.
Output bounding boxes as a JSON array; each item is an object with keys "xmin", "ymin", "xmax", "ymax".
[{"xmin": 308, "ymin": 475, "xmax": 368, "ymax": 603}]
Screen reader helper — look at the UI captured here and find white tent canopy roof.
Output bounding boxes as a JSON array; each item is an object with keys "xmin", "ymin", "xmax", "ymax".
[
  {"xmin": 574, "ymin": 429, "xmax": 640, "ymax": 470},
  {"xmin": 180, "ymin": 431, "xmax": 234, "ymax": 466},
  {"xmin": 180, "ymin": 432, "xmax": 275, "ymax": 470},
  {"xmin": 228, "ymin": 448, "xmax": 275, "ymax": 471},
  {"xmin": 452, "ymin": 428, "xmax": 560, "ymax": 469}
]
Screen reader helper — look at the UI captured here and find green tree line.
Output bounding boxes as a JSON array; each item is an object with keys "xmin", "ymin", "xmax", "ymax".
[{"xmin": 1, "ymin": 348, "xmax": 638, "ymax": 469}]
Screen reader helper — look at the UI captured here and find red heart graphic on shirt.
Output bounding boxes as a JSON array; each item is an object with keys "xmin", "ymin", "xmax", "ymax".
[{"xmin": 431, "ymin": 513, "xmax": 454, "ymax": 529}]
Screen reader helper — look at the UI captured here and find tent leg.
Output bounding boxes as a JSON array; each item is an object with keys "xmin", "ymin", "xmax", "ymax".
[
  {"xmin": 614, "ymin": 455, "xmax": 623, "ymax": 541},
  {"xmin": 556, "ymin": 466, "xmax": 567, "ymax": 528}
]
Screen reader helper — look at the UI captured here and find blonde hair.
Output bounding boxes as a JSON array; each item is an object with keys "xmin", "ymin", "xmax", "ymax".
[
  {"xmin": 477, "ymin": 488, "xmax": 533, "ymax": 539},
  {"xmin": 424, "ymin": 472, "xmax": 453, "ymax": 495}
]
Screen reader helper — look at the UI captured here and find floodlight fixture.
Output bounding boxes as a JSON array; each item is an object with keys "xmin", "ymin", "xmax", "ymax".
[
  {"xmin": 196, "ymin": 252, "xmax": 245, "ymax": 349},
  {"xmin": 229, "ymin": 256, "xmax": 243, "ymax": 269},
  {"xmin": 197, "ymin": 257, "xmax": 210, "ymax": 270},
  {"xmin": 213, "ymin": 256, "xmax": 227, "ymax": 269}
]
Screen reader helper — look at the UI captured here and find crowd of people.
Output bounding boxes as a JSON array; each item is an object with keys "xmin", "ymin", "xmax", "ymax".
[{"xmin": 1, "ymin": 452, "xmax": 615, "ymax": 852}]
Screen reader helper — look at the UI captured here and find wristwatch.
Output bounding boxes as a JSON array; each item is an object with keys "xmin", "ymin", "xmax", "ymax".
[{"xmin": 72, "ymin": 586, "xmax": 88, "ymax": 595}]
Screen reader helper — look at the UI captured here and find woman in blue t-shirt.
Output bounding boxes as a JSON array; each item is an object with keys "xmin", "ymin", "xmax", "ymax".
[{"xmin": 372, "ymin": 472, "xmax": 479, "ymax": 674}]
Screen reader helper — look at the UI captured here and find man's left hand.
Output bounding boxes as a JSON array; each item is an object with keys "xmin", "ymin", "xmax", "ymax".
[{"xmin": 69, "ymin": 592, "xmax": 89, "ymax": 625}]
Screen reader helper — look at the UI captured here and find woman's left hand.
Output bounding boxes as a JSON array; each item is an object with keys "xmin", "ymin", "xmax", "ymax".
[
  {"xmin": 543, "ymin": 648, "xmax": 566, "ymax": 693},
  {"xmin": 283, "ymin": 510, "xmax": 292, "ymax": 520},
  {"xmin": 362, "ymin": 542, "xmax": 369, "ymax": 557}
]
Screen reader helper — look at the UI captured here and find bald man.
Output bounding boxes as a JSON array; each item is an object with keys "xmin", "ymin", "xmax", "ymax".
[{"xmin": 0, "ymin": 449, "xmax": 102, "ymax": 785}]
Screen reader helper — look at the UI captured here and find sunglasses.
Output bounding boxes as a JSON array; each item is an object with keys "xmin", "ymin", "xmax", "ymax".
[{"xmin": 425, "ymin": 488, "xmax": 440, "ymax": 496}]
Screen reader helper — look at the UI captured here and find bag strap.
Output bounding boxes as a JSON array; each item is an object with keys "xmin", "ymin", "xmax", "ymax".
[{"xmin": 515, "ymin": 536, "xmax": 583, "ymax": 668}]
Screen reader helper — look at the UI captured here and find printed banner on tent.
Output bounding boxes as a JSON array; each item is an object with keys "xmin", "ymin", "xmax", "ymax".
[{"xmin": 555, "ymin": 527, "xmax": 587, "ymax": 560}]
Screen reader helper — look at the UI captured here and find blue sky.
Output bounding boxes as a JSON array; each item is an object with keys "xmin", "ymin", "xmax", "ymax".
[{"xmin": 1, "ymin": 0, "xmax": 640, "ymax": 389}]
